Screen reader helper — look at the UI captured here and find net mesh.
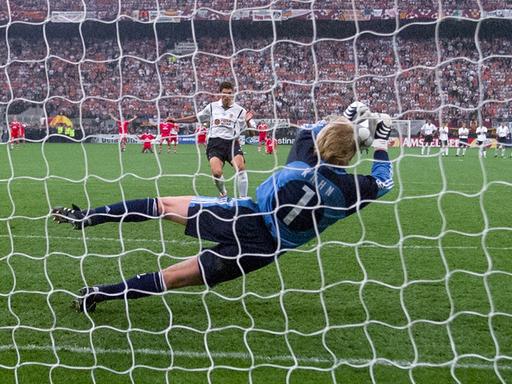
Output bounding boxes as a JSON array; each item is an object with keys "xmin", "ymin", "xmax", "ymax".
[{"xmin": 1, "ymin": 2, "xmax": 512, "ymax": 383}]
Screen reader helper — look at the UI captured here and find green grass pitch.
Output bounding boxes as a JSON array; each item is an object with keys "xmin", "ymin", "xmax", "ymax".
[{"xmin": 1, "ymin": 142, "xmax": 512, "ymax": 384}]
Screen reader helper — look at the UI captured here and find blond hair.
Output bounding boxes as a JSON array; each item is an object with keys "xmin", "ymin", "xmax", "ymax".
[{"xmin": 316, "ymin": 116, "xmax": 357, "ymax": 166}]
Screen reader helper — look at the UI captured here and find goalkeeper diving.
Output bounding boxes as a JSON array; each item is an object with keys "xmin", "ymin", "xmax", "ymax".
[{"xmin": 51, "ymin": 102, "xmax": 394, "ymax": 313}]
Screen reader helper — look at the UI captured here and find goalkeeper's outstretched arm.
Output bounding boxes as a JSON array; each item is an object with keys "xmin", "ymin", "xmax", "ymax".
[{"xmin": 286, "ymin": 101, "xmax": 379, "ymax": 167}]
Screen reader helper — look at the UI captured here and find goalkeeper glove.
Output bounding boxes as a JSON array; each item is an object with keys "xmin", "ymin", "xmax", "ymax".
[
  {"xmin": 371, "ymin": 113, "xmax": 392, "ymax": 150},
  {"xmin": 343, "ymin": 101, "xmax": 372, "ymax": 124},
  {"xmin": 343, "ymin": 101, "xmax": 376, "ymax": 150}
]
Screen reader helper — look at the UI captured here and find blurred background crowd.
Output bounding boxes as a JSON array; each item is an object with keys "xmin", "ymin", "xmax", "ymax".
[{"xmin": 0, "ymin": 1, "xmax": 511, "ymax": 136}]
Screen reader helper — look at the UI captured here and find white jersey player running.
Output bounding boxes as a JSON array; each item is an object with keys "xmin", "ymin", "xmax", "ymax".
[
  {"xmin": 420, "ymin": 120, "xmax": 437, "ymax": 155},
  {"xmin": 475, "ymin": 124, "xmax": 488, "ymax": 158},
  {"xmin": 494, "ymin": 123, "xmax": 510, "ymax": 158},
  {"xmin": 456, "ymin": 123, "xmax": 469, "ymax": 157},
  {"xmin": 170, "ymin": 81, "xmax": 255, "ymax": 198},
  {"xmin": 439, "ymin": 124, "xmax": 449, "ymax": 157}
]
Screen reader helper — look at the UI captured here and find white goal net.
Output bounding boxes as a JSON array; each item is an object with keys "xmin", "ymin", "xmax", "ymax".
[{"xmin": 1, "ymin": 2, "xmax": 512, "ymax": 384}]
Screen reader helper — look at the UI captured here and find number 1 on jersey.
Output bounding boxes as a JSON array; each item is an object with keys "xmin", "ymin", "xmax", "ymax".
[{"xmin": 283, "ymin": 185, "xmax": 316, "ymax": 225}]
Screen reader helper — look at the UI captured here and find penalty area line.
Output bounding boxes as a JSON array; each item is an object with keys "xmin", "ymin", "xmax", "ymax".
[
  {"xmin": 1, "ymin": 234, "xmax": 512, "ymax": 251},
  {"xmin": 0, "ymin": 344, "xmax": 509, "ymax": 371}
]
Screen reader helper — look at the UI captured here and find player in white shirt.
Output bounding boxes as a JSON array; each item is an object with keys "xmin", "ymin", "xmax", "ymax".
[
  {"xmin": 475, "ymin": 124, "xmax": 488, "ymax": 158},
  {"xmin": 456, "ymin": 122, "xmax": 469, "ymax": 157},
  {"xmin": 420, "ymin": 119, "xmax": 437, "ymax": 155},
  {"xmin": 494, "ymin": 122, "xmax": 510, "ymax": 158},
  {"xmin": 439, "ymin": 123, "xmax": 449, "ymax": 157},
  {"xmin": 170, "ymin": 81, "xmax": 255, "ymax": 198}
]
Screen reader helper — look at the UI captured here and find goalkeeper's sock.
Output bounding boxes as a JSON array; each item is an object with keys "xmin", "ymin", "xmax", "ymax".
[
  {"xmin": 237, "ymin": 171, "xmax": 248, "ymax": 197},
  {"xmin": 87, "ymin": 198, "xmax": 159, "ymax": 226},
  {"xmin": 93, "ymin": 272, "xmax": 165, "ymax": 303}
]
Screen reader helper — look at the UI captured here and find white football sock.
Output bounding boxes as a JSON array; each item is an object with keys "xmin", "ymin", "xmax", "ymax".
[{"xmin": 237, "ymin": 171, "xmax": 249, "ymax": 198}]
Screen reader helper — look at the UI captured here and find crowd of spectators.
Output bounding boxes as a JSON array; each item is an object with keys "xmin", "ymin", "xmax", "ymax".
[
  {"xmin": 0, "ymin": 0, "xmax": 511, "ymax": 22},
  {"xmin": 2, "ymin": 31, "xmax": 512, "ymax": 128}
]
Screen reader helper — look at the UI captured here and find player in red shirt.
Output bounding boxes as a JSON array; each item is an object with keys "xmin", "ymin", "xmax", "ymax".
[
  {"xmin": 158, "ymin": 117, "xmax": 178, "ymax": 154},
  {"xmin": 257, "ymin": 121, "xmax": 269, "ymax": 152},
  {"xmin": 167, "ymin": 120, "xmax": 179, "ymax": 153},
  {"xmin": 195, "ymin": 123, "xmax": 207, "ymax": 147},
  {"xmin": 265, "ymin": 134, "xmax": 278, "ymax": 155},
  {"xmin": 110, "ymin": 113, "xmax": 137, "ymax": 152},
  {"xmin": 19, "ymin": 122, "xmax": 26, "ymax": 144},
  {"xmin": 139, "ymin": 129, "xmax": 155, "ymax": 153},
  {"xmin": 9, "ymin": 119, "xmax": 21, "ymax": 149}
]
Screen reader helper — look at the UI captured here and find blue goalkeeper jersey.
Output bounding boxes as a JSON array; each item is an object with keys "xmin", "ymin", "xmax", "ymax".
[{"xmin": 256, "ymin": 120, "xmax": 393, "ymax": 249}]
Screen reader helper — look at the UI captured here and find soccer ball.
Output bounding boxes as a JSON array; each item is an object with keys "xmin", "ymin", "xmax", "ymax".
[{"xmin": 356, "ymin": 120, "xmax": 374, "ymax": 149}]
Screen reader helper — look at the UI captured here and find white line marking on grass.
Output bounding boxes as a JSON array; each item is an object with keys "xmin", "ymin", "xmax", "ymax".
[
  {"xmin": 1, "ymin": 234, "xmax": 512, "ymax": 251},
  {"xmin": 0, "ymin": 344, "xmax": 510, "ymax": 371},
  {"xmin": 0, "ymin": 234, "xmax": 199, "ymax": 246}
]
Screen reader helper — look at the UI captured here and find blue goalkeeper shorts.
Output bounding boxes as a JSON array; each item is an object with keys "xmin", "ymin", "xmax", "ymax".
[{"xmin": 185, "ymin": 196, "xmax": 280, "ymax": 287}]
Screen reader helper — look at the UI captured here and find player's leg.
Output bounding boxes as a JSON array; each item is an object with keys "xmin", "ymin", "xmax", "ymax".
[
  {"xmin": 229, "ymin": 140, "xmax": 248, "ymax": 198},
  {"xmin": 458, "ymin": 140, "xmax": 464, "ymax": 156},
  {"xmin": 74, "ymin": 253, "xmax": 204, "ymax": 312},
  {"xmin": 209, "ymin": 157, "xmax": 227, "ymax": 197},
  {"xmin": 231, "ymin": 154, "xmax": 248, "ymax": 198},
  {"xmin": 52, "ymin": 196, "xmax": 193, "ymax": 230},
  {"xmin": 120, "ymin": 135, "xmax": 126, "ymax": 151},
  {"xmin": 56, "ymin": 195, "xmax": 192, "ymax": 226}
]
